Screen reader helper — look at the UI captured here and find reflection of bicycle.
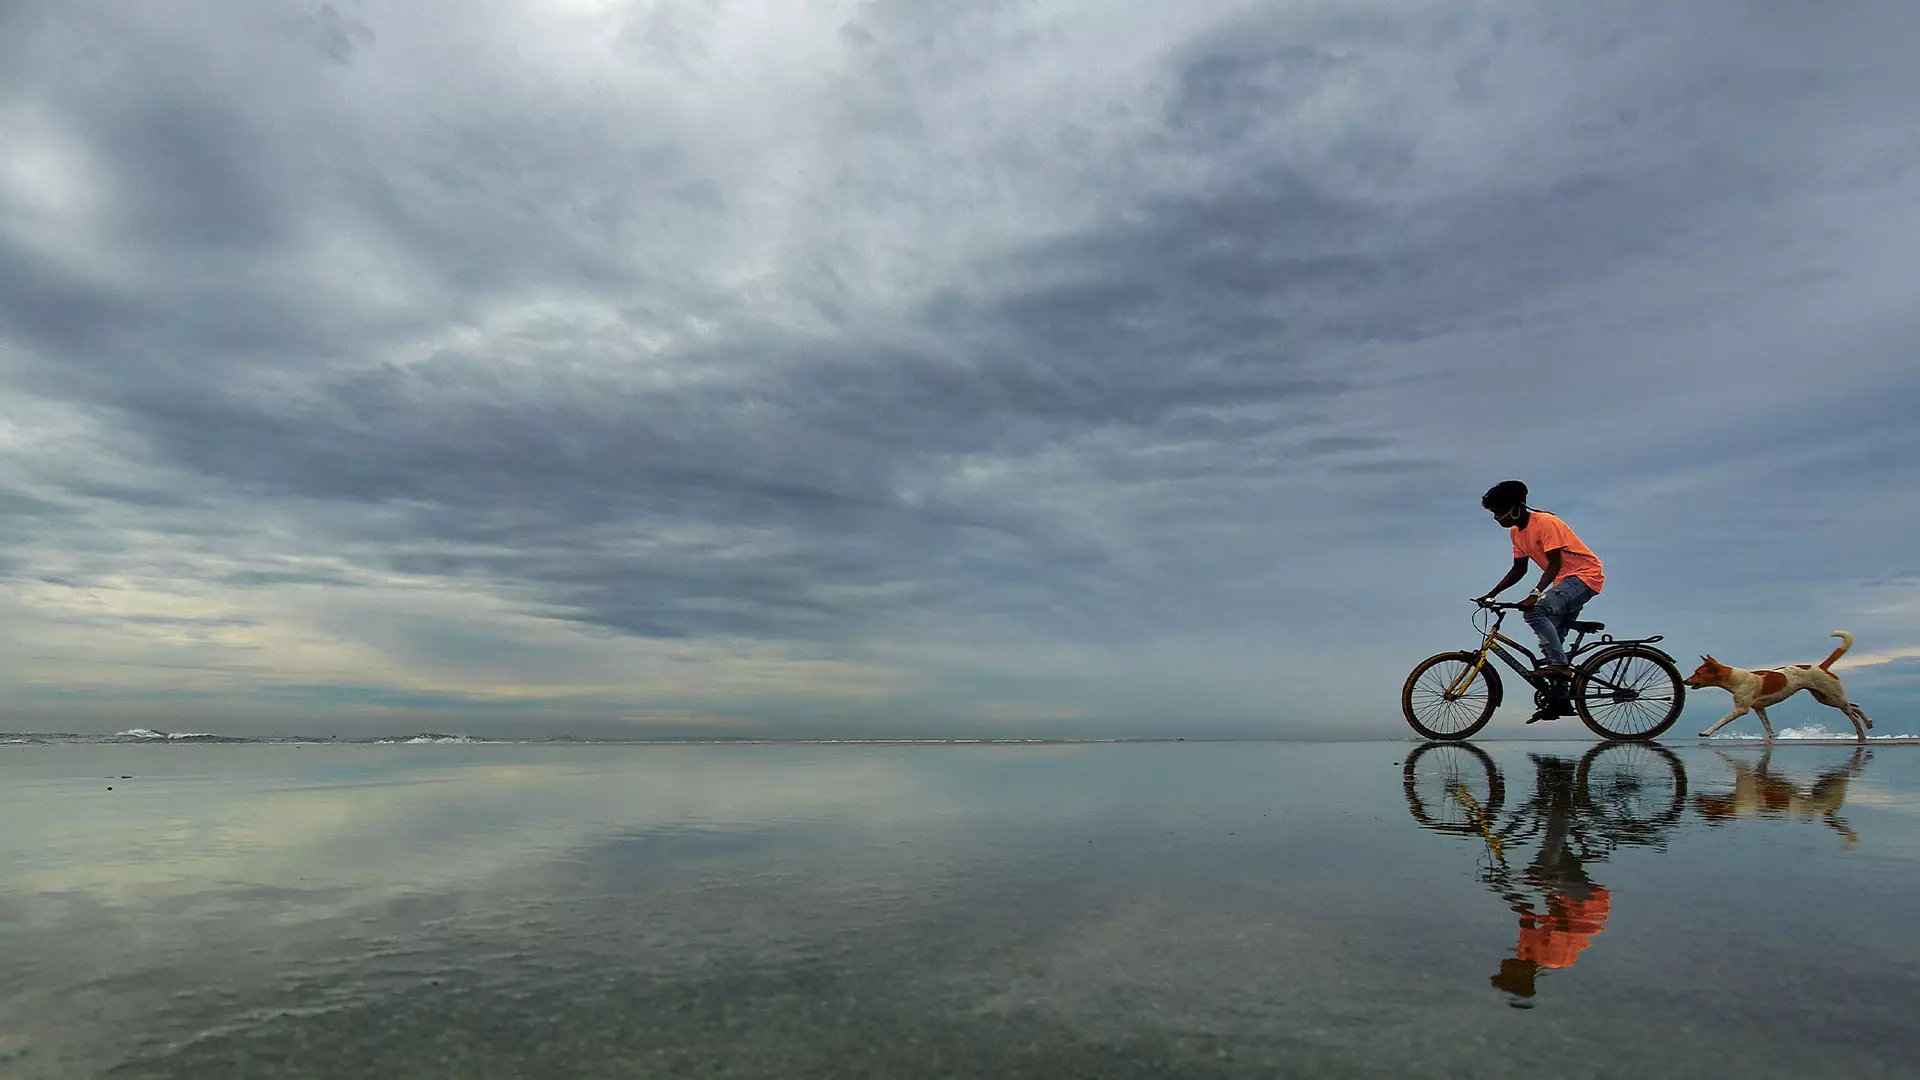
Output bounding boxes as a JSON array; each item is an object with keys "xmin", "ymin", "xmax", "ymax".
[
  {"xmin": 1403, "ymin": 741, "xmax": 1689, "ymax": 842},
  {"xmin": 1401, "ymin": 599, "xmax": 1687, "ymax": 741},
  {"xmin": 1402, "ymin": 742, "xmax": 1688, "ymax": 1003}
]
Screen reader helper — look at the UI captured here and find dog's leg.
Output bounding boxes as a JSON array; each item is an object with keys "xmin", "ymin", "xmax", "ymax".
[
  {"xmin": 1810, "ymin": 686, "xmax": 1866, "ymax": 743},
  {"xmin": 1826, "ymin": 814, "xmax": 1860, "ymax": 848},
  {"xmin": 1700, "ymin": 705, "xmax": 1750, "ymax": 738},
  {"xmin": 1753, "ymin": 704, "xmax": 1773, "ymax": 742},
  {"xmin": 1835, "ymin": 672, "xmax": 1871, "ymax": 730}
]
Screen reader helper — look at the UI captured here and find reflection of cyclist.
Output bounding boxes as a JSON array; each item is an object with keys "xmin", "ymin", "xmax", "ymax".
[
  {"xmin": 1405, "ymin": 743, "xmax": 1688, "ymax": 1005},
  {"xmin": 1489, "ymin": 756, "xmax": 1611, "ymax": 1003},
  {"xmin": 1474, "ymin": 480, "xmax": 1606, "ymax": 724}
]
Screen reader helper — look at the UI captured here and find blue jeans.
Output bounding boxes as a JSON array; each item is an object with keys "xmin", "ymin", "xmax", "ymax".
[{"xmin": 1523, "ymin": 577, "xmax": 1595, "ymax": 668}]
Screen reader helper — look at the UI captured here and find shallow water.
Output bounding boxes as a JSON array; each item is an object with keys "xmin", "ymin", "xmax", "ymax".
[{"xmin": 2, "ymin": 741, "xmax": 1916, "ymax": 1078}]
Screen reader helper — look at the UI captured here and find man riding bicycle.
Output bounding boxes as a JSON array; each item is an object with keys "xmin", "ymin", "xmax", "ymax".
[{"xmin": 1474, "ymin": 480, "xmax": 1606, "ymax": 724}]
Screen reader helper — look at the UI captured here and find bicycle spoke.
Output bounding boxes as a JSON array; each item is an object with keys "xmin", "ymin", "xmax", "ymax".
[
  {"xmin": 1577, "ymin": 650, "xmax": 1681, "ymax": 738},
  {"xmin": 1405, "ymin": 744, "xmax": 1503, "ymax": 829},
  {"xmin": 1582, "ymin": 743, "xmax": 1685, "ymax": 832},
  {"xmin": 1627, "ymin": 662, "xmax": 1665, "ymax": 694},
  {"xmin": 1408, "ymin": 659, "xmax": 1492, "ymax": 735}
]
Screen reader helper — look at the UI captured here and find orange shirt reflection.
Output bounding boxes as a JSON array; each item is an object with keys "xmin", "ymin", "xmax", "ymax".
[{"xmin": 1515, "ymin": 886, "xmax": 1611, "ymax": 970}]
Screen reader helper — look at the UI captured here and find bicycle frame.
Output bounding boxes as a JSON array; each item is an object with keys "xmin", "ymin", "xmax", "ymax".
[
  {"xmin": 1443, "ymin": 608, "xmax": 1540, "ymax": 697},
  {"xmin": 1442, "ymin": 606, "xmax": 1667, "ymax": 699}
]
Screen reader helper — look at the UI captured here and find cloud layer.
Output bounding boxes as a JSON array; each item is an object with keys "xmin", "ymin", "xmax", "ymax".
[{"xmin": 3, "ymin": 0, "xmax": 1917, "ymax": 735}]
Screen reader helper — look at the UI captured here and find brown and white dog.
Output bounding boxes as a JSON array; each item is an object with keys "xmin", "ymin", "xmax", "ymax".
[{"xmin": 1686, "ymin": 632, "xmax": 1873, "ymax": 742}]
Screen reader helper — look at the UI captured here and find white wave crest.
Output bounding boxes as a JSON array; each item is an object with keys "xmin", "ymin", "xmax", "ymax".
[{"xmin": 1709, "ymin": 723, "xmax": 1912, "ymax": 741}]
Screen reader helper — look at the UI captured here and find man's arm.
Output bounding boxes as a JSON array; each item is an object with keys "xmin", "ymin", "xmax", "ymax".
[
  {"xmin": 1533, "ymin": 549, "xmax": 1563, "ymax": 593},
  {"xmin": 1479, "ymin": 557, "xmax": 1529, "ymax": 600},
  {"xmin": 1517, "ymin": 549, "xmax": 1563, "ymax": 607}
]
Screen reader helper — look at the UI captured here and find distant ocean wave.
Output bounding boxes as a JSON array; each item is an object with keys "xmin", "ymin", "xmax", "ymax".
[
  {"xmin": 4, "ymin": 726, "xmax": 1913, "ymax": 747},
  {"xmin": 1707, "ymin": 723, "xmax": 1914, "ymax": 742},
  {"xmin": 1, "ymin": 729, "xmax": 262, "ymax": 745},
  {"xmin": 0, "ymin": 729, "xmax": 1170, "ymax": 747}
]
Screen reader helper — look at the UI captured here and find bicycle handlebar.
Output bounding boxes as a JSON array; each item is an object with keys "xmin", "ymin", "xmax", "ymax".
[{"xmin": 1472, "ymin": 598, "xmax": 1528, "ymax": 611}]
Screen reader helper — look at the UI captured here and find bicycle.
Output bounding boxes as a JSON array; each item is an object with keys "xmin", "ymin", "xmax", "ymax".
[{"xmin": 1401, "ymin": 599, "xmax": 1686, "ymax": 741}]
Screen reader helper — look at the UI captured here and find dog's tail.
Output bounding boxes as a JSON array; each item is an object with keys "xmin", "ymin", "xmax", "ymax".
[{"xmin": 1820, "ymin": 631, "xmax": 1854, "ymax": 672}]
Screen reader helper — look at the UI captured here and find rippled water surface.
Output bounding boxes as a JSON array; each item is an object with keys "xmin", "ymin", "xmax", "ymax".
[{"xmin": 3, "ymin": 741, "xmax": 1917, "ymax": 1078}]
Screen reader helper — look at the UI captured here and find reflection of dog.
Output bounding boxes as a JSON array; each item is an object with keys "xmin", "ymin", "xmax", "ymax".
[
  {"xmin": 1685, "ymin": 631, "xmax": 1873, "ymax": 742},
  {"xmin": 1695, "ymin": 749, "xmax": 1870, "ymax": 847}
]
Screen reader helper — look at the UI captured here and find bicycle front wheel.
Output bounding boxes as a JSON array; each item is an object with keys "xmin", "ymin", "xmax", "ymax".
[
  {"xmin": 1574, "ymin": 646, "xmax": 1686, "ymax": 741},
  {"xmin": 1402, "ymin": 651, "xmax": 1502, "ymax": 740},
  {"xmin": 1403, "ymin": 741, "xmax": 1506, "ymax": 832}
]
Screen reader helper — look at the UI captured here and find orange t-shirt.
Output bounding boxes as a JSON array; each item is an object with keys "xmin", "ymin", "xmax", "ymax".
[{"xmin": 1510, "ymin": 511, "xmax": 1605, "ymax": 593}]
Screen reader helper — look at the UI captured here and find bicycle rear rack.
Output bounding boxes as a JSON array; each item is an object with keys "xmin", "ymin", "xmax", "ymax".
[{"xmin": 1570, "ymin": 630, "xmax": 1665, "ymax": 655}]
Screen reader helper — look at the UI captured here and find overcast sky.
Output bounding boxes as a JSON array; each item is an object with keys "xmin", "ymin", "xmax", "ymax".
[{"xmin": 2, "ymin": 0, "xmax": 1916, "ymax": 739}]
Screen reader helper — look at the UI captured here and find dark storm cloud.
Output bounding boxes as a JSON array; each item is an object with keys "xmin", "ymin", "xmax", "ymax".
[{"xmin": 3, "ymin": 0, "xmax": 1917, "ymax": 730}]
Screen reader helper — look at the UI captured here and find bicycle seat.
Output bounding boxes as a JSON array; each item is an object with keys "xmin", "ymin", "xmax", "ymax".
[{"xmin": 1569, "ymin": 620, "xmax": 1604, "ymax": 634}]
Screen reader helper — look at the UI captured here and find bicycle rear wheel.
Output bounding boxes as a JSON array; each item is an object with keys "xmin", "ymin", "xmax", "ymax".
[
  {"xmin": 1402, "ymin": 651, "xmax": 1501, "ymax": 740},
  {"xmin": 1577, "ymin": 741, "xmax": 1688, "ymax": 846},
  {"xmin": 1573, "ymin": 646, "xmax": 1685, "ymax": 741}
]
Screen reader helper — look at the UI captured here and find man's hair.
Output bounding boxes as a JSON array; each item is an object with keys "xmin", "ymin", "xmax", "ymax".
[{"xmin": 1481, "ymin": 480, "xmax": 1528, "ymax": 511}]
